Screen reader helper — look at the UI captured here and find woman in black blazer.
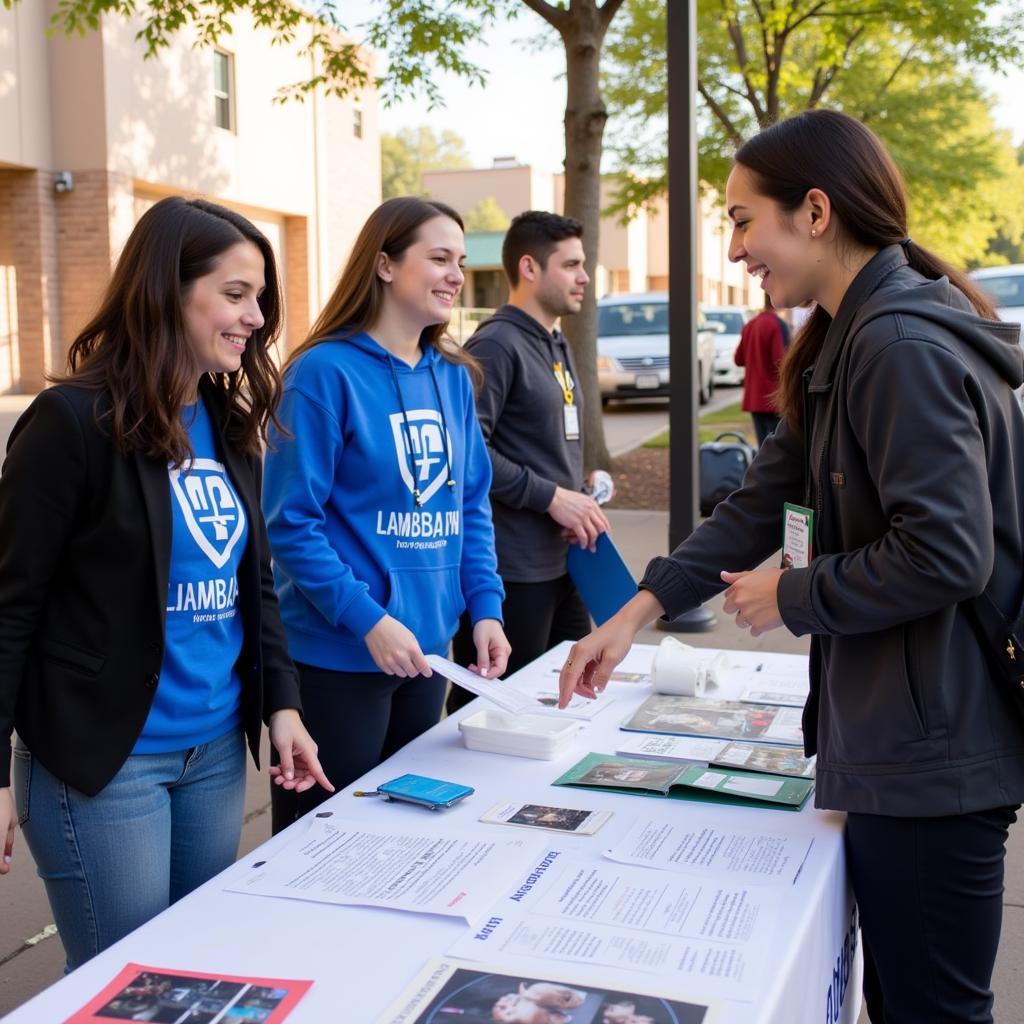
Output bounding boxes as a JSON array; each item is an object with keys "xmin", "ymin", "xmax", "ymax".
[{"xmin": 0, "ymin": 197, "xmax": 331, "ymax": 971}]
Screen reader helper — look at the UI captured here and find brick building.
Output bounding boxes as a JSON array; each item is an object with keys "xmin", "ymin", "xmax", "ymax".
[{"xmin": 0, "ymin": 1, "xmax": 381, "ymax": 392}]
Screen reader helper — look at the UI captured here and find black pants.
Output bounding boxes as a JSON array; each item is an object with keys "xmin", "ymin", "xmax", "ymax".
[
  {"xmin": 270, "ymin": 662, "xmax": 448, "ymax": 834},
  {"xmin": 751, "ymin": 411, "xmax": 781, "ymax": 445},
  {"xmin": 446, "ymin": 575, "xmax": 591, "ymax": 714},
  {"xmin": 846, "ymin": 805, "xmax": 1018, "ymax": 1023}
]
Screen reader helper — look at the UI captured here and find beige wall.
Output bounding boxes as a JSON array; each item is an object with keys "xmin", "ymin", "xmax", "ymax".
[{"xmin": 423, "ymin": 165, "xmax": 554, "ymax": 221}]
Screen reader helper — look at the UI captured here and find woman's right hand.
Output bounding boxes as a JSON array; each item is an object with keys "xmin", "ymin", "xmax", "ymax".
[
  {"xmin": 364, "ymin": 615, "xmax": 433, "ymax": 678},
  {"xmin": 1, "ymin": 787, "xmax": 15, "ymax": 875}
]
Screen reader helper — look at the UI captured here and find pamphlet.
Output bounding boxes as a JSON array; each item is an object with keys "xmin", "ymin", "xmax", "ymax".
[
  {"xmin": 614, "ymin": 734, "xmax": 815, "ymax": 778},
  {"xmin": 224, "ymin": 814, "xmax": 544, "ymax": 925},
  {"xmin": 65, "ymin": 964, "xmax": 311, "ymax": 1023},
  {"xmin": 566, "ymin": 532, "xmax": 637, "ymax": 626},
  {"xmin": 554, "ymin": 753, "xmax": 814, "ymax": 810},
  {"xmin": 377, "ymin": 959, "xmax": 717, "ymax": 1023},
  {"xmin": 622, "ymin": 694, "xmax": 804, "ymax": 746},
  {"xmin": 480, "ymin": 800, "xmax": 612, "ymax": 836}
]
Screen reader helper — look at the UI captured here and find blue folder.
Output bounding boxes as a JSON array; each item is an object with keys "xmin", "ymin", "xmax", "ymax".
[{"xmin": 566, "ymin": 532, "xmax": 637, "ymax": 626}]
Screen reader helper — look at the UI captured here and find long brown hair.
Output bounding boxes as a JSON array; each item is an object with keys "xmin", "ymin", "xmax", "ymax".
[
  {"xmin": 733, "ymin": 110, "xmax": 996, "ymax": 429},
  {"xmin": 55, "ymin": 196, "xmax": 284, "ymax": 466},
  {"xmin": 286, "ymin": 196, "xmax": 481, "ymax": 387}
]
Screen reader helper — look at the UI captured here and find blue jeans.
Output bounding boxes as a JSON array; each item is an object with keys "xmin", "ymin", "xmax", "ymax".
[{"xmin": 13, "ymin": 727, "xmax": 246, "ymax": 971}]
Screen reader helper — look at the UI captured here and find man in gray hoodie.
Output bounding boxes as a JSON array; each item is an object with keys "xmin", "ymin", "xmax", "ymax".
[{"xmin": 448, "ymin": 212, "xmax": 608, "ymax": 710}]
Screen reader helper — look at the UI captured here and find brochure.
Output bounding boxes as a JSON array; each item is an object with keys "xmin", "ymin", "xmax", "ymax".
[
  {"xmin": 65, "ymin": 964, "xmax": 311, "ymax": 1023},
  {"xmin": 566, "ymin": 532, "xmax": 637, "ymax": 626},
  {"xmin": 622, "ymin": 694, "xmax": 803, "ymax": 746},
  {"xmin": 614, "ymin": 734, "xmax": 816, "ymax": 778},
  {"xmin": 377, "ymin": 959, "xmax": 717, "ymax": 1023},
  {"xmin": 479, "ymin": 800, "xmax": 612, "ymax": 836},
  {"xmin": 553, "ymin": 753, "xmax": 814, "ymax": 811},
  {"xmin": 739, "ymin": 687, "xmax": 808, "ymax": 707}
]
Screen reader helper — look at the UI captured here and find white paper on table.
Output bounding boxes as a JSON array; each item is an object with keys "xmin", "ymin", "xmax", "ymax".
[
  {"xmin": 615, "ymin": 733, "xmax": 731, "ymax": 763},
  {"xmin": 604, "ymin": 816, "xmax": 817, "ymax": 886},
  {"xmin": 225, "ymin": 816, "xmax": 544, "ymax": 925},
  {"xmin": 429, "ymin": 653, "xmax": 615, "ymax": 720},
  {"xmin": 489, "ymin": 851, "xmax": 781, "ymax": 948},
  {"xmin": 448, "ymin": 911, "xmax": 761, "ymax": 1002}
]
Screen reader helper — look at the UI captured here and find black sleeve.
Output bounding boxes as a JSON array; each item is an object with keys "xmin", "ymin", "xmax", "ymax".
[
  {"xmin": 0, "ymin": 391, "xmax": 88, "ymax": 787},
  {"xmin": 248, "ymin": 453, "xmax": 302, "ymax": 722}
]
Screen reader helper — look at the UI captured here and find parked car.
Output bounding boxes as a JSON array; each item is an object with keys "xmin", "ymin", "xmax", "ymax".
[
  {"xmin": 596, "ymin": 292, "xmax": 716, "ymax": 404},
  {"xmin": 703, "ymin": 305, "xmax": 751, "ymax": 386},
  {"xmin": 970, "ymin": 264, "xmax": 1024, "ymax": 333}
]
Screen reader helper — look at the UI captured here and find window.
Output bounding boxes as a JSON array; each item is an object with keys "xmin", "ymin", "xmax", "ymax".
[
  {"xmin": 597, "ymin": 302, "xmax": 669, "ymax": 337},
  {"xmin": 214, "ymin": 50, "xmax": 234, "ymax": 131},
  {"xmin": 353, "ymin": 108, "xmax": 364, "ymax": 139}
]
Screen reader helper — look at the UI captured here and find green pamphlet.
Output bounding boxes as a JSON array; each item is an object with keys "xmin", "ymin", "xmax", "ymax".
[{"xmin": 553, "ymin": 753, "xmax": 814, "ymax": 811}]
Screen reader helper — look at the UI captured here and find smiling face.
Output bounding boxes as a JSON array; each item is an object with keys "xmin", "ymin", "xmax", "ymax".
[
  {"xmin": 182, "ymin": 240, "xmax": 266, "ymax": 378},
  {"xmin": 531, "ymin": 236, "xmax": 589, "ymax": 319},
  {"xmin": 379, "ymin": 213, "xmax": 465, "ymax": 329},
  {"xmin": 725, "ymin": 163, "xmax": 826, "ymax": 310}
]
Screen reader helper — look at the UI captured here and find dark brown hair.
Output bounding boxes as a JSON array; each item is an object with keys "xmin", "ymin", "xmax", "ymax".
[
  {"xmin": 734, "ymin": 110, "xmax": 996, "ymax": 428},
  {"xmin": 501, "ymin": 210, "xmax": 583, "ymax": 286},
  {"xmin": 56, "ymin": 196, "xmax": 284, "ymax": 466},
  {"xmin": 286, "ymin": 196, "xmax": 481, "ymax": 387}
]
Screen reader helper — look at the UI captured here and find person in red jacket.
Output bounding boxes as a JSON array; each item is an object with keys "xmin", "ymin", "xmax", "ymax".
[{"xmin": 734, "ymin": 297, "xmax": 787, "ymax": 443}]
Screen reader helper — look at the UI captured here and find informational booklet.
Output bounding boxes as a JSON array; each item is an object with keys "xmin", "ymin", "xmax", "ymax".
[
  {"xmin": 554, "ymin": 753, "xmax": 814, "ymax": 811},
  {"xmin": 615, "ymin": 734, "xmax": 815, "ymax": 779},
  {"xmin": 224, "ymin": 814, "xmax": 544, "ymax": 925},
  {"xmin": 65, "ymin": 964, "xmax": 312, "ymax": 1024},
  {"xmin": 622, "ymin": 694, "xmax": 804, "ymax": 746},
  {"xmin": 604, "ymin": 815, "xmax": 818, "ymax": 886},
  {"xmin": 378, "ymin": 959, "xmax": 718, "ymax": 1024},
  {"xmin": 480, "ymin": 800, "xmax": 612, "ymax": 836},
  {"xmin": 428, "ymin": 654, "xmax": 616, "ymax": 720}
]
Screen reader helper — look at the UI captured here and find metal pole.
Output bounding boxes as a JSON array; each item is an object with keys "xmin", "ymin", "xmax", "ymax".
[{"xmin": 661, "ymin": 0, "xmax": 716, "ymax": 632}]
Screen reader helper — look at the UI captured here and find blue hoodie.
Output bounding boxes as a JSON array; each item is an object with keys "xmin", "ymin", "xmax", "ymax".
[{"xmin": 263, "ymin": 332, "xmax": 504, "ymax": 672}]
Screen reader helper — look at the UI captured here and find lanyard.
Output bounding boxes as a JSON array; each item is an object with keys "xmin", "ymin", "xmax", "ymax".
[{"xmin": 552, "ymin": 361, "xmax": 575, "ymax": 406}]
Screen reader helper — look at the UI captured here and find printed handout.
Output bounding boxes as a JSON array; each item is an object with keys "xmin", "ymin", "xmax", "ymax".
[
  {"xmin": 446, "ymin": 849, "xmax": 777, "ymax": 1002},
  {"xmin": 623, "ymin": 695, "xmax": 804, "ymax": 746},
  {"xmin": 377, "ymin": 959, "xmax": 717, "ymax": 1024},
  {"xmin": 225, "ymin": 815, "xmax": 543, "ymax": 926},
  {"xmin": 65, "ymin": 964, "xmax": 311, "ymax": 1023},
  {"xmin": 604, "ymin": 817, "xmax": 817, "ymax": 885},
  {"xmin": 480, "ymin": 800, "xmax": 613, "ymax": 836}
]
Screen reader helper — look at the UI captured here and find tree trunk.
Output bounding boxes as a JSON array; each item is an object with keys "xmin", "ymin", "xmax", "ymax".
[{"xmin": 559, "ymin": 7, "xmax": 614, "ymax": 472}]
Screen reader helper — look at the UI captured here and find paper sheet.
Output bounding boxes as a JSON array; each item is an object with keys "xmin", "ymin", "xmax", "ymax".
[
  {"xmin": 604, "ymin": 816, "xmax": 817, "ymax": 885},
  {"xmin": 225, "ymin": 816, "xmax": 544, "ymax": 925}
]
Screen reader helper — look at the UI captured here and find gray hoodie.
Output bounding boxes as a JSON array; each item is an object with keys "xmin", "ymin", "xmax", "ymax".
[
  {"xmin": 466, "ymin": 305, "xmax": 585, "ymax": 583},
  {"xmin": 641, "ymin": 246, "xmax": 1024, "ymax": 816}
]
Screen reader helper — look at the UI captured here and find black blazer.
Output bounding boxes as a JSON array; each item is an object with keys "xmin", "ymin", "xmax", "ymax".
[{"xmin": 0, "ymin": 380, "xmax": 301, "ymax": 796}]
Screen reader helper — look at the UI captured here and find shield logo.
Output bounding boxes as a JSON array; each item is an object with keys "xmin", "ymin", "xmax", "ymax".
[
  {"xmin": 169, "ymin": 459, "xmax": 246, "ymax": 569},
  {"xmin": 389, "ymin": 410, "xmax": 452, "ymax": 505}
]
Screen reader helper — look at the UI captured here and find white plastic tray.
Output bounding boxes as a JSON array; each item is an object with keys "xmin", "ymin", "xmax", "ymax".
[{"xmin": 458, "ymin": 709, "xmax": 581, "ymax": 760}]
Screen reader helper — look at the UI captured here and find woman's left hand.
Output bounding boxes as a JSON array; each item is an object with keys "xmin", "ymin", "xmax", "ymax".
[
  {"xmin": 268, "ymin": 709, "xmax": 334, "ymax": 794},
  {"xmin": 720, "ymin": 568, "xmax": 785, "ymax": 636},
  {"xmin": 469, "ymin": 618, "xmax": 512, "ymax": 679}
]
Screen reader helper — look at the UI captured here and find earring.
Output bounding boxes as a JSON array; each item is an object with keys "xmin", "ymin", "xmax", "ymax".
[{"xmin": 811, "ymin": 229, "xmax": 817, "ymax": 237}]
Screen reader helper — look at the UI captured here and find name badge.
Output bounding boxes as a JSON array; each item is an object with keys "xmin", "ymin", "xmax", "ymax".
[
  {"xmin": 781, "ymin": 502, "xmax": 814, "ymax": 569},
  {"xmin": 563, "ymin": 404, "xmax": 580, "ymax": 440}
]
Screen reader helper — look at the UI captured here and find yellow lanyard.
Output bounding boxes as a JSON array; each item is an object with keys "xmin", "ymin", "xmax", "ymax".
[{"xmin": 553, "ymin": 362, "xmax": 575, "ymax": 406}]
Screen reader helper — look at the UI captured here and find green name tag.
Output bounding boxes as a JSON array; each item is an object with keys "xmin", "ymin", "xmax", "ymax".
[{"xmin": 782, "ymin": 502, "xmax": 814, "ymax": 569}]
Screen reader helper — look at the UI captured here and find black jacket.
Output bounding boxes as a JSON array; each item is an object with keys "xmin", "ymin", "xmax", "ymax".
[
  {"xmin": 467, "ymin": 305, "xmax": 585, "ymax": 583},
  {"xmin": 0, "ymin": 380, "xmax": 301, "ymax": 796},
  {"xmin": 642, "ymin": 246, "xmax": 1024, "ymax": 816}
]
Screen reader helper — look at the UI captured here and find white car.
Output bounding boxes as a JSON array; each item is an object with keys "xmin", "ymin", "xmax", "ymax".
[
  {"xmin": 970, "ymin": 264, "xmax": 1024, "ymax": 332},
  {"xmin": 703, "ymin": 305, "xmax": 751, "ymax": 386},
  {"xmin": 596, "ymin": 292, "xmax": 716, "ymax": 405}
]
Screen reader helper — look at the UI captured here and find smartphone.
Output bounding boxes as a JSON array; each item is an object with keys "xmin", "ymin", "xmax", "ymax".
[{"xmin": 376, "ymin": 773, "xmax": 475, "ymax": 810}]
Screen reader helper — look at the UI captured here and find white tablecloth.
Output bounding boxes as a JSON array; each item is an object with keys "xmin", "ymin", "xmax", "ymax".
[{"xmin": 3, "ymin": 643, "xmax": 862, "ymax": 1023}]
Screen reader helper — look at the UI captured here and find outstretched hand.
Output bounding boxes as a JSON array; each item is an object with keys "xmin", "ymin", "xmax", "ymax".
[{"xmin": 268, "ymin": 709, "xmax": 334, "ymax": 795}]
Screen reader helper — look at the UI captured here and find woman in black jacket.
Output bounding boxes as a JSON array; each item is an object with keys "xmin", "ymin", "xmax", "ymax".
[
  {"xmin": 0, "ymin": 197, "xmax": 331, "ymax": 970},
  {"xmin": 559, "ymin": 110, "xmax": 1024, "ymax": 1023}
]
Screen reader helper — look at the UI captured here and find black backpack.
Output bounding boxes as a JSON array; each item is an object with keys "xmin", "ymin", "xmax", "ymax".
[{"xmin": 699, "ymin": 431, "xmax": 756, "ymax": 517}]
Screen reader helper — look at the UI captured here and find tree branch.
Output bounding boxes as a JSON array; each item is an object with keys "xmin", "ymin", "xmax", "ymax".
[
  {"xmin": 599, "ymin": 0, "xmax": 628, "ymax": 31},
  {"xmin": 698, "ymin": 81, "xmax": 746, "ymax": 148},
  {"xmin": 725, "ymin": 14, "xmax": 767, "ymax": 123},
  {"xmin": 518, "ymin": 0, "xmax": 570, "ymax": 35}
]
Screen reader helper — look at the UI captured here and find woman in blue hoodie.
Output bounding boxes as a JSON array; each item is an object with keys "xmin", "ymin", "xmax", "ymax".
[{"xmin": 264, "ymin": 197, "xmax": 510, "ymax": 830}]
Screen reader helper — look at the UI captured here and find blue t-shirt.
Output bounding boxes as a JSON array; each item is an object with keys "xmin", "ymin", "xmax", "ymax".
[{"xmin": 134, "ymin": 400, "xmax": 247, "ymax": 753}]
